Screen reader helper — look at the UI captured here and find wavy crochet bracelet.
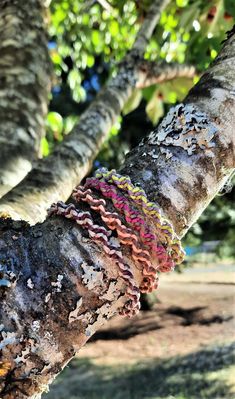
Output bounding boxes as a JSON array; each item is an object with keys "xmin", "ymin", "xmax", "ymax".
[{"xmin": 48, "ymin": 168, "xmax": 185, "ymax": 317}]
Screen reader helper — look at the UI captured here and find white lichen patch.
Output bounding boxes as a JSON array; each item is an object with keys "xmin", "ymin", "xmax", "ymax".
[
  {"xmin": 25, "ymin": 332, "xmax": 63, "ymax": 370},
  {"xmin": 39, "ymin": 338, "xmax": 63, "ymax": 365},
  {"xmin": 45, "ymin": 292, "xmax": 51, "ymax": 303},
  {"xmin": 32, "ymin": 320, "xmax": 40, "ymax": 332},
  {"xmin": 160, "ymin": 147, "xmax": 173, "ymax": 159},
  {"xmin": 100, "ymin": 281, "xmax": 119, "ymax": 301},
  {"xmin": 81, "ymin": 262, "xmax": 104, "ymax": 290},
  {"xmin": 85, "ymin": 303, "xmax": 112, "ymax": 337},
  {"xmin": 7, "ymin": 271, "xmax": 16, "ymax": 280},
  {"xmin": 149, "ymin": 149, "xmax": 159, "ymax": 159},
  {"xmin": 0, "ymin": 331, "xmax": 16, "ymax": 350},
  {"xmin": 51, "ymin": 274, "xmax": 63, "ymax": 292},
  {"xmin": 69, "ymin": 297, "xmax": 83, "ymax": 323},
  {"xmin": 15, "ymin": 344, "xmax": 32, "ymax": 364},
  {"xmin": 77, "ymin": 310, "xmax": 94, "ymax": 324},
  {"xmin": 0, "ymin": 266, "xmax": 16, "ymax": 288},
  {"xmin": 85, "ymin": 296, "xmax": 124, "ymax": 337},
  {"xmin": 14, "ymin": 338, "xmax": 38, "ymax": 366},
  {"xmin": 148, "ymin": 103, "xmax": 218, "ymax": 155},
  {"xmin": 27, "ymin": 278, "xmax": 34, "ymax": 289}
]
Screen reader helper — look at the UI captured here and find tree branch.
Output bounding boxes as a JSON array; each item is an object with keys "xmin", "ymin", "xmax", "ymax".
[
  {"xmin": 96, "ymin": 0, "xmax": 113, "ymax": 12},
  {"xmin": 0, "ymin": 0, "xmax": 51, "ymax": 198},
  {"xmin": 121, "ymin": 31, "xmax": 235, "ymax": 236},
  {"xmin": 136, "ymin": 61, "xmax": 196, "ymax": 88},
  {"xmin": 0, "ymin": 0, "xmax": 170, "ymax": 224},
  {"xmin": 132, "ymin": 0, "xmax": 171, "ymax": 53},
  {"xmin": 0, "ymin": 29, "xmax": 234, "ymax": 399}
]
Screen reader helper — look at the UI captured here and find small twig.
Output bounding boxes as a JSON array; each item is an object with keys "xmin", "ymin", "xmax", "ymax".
[
  {"xmin": 97, "ymin": 0, "xmax": 113, "ymax": 12},
  {"xmin": 133, "ymin": 0, "xmax": 171, "ymax": 55},
  {"xmin": 80, "ymin": 0, "xmax": 96, "ymax": 13},
  {"xmin": 80, "ymin": 0, "xmax": 113, "ymax": 14}
]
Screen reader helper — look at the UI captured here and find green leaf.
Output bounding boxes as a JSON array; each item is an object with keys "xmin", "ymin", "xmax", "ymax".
[
  {"xmin": 87, "ymin": 54, "xmax": 95, "ymax": 68},
  {"xmin": 146, "ymin": 91, "xmax": 164, "ymax": 125},
  {"xmin": 176, "ymin": 0, "xmax": 188, "ymax": 7},
  {"xmin": 68, "ymin": 69, "xmax": 81, "ymax": 91},
  {"xmin": 91, "ymin": 30, "xmax": 101, "ymax": 47},
  {"xmin": 109, "ymin": 20, "xmax": 119, "ymax": 37},
  {"xmin": 40, "ymin": 137, "xmax": 50, "ymax": 157},
  {"xmin": 224, "ymin": 0, "xmax": 235, "ymax": 17},
  {"xmin": 63, "ymin": 115, "xmax": 79, "ymax": 135},
  {"xmin": 123, "ymin": 89, "xmax": 142, "ymax": 115},
  {"xmin": 47, "ymin": 112, "xmax": 63, "ymax": 135}
]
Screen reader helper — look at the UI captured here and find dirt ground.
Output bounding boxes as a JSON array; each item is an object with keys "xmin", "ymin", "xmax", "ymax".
[{"xmin": 44, "ymin": 262, "xmax": 235, "ymax": 399}]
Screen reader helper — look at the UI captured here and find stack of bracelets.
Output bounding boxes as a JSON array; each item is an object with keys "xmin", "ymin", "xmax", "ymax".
[{"xmin": 48, "ymin": 168, "xmax": 185, "ymax": 317}]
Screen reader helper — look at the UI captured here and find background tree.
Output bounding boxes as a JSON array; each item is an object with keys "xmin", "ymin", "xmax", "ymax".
[{"xmin": 0, "ymin": 0, "xmax": 234, "ymax": 398}]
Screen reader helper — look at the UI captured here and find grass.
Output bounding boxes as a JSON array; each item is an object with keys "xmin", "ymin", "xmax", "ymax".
[{"xmin": 44, "ymin": 342, "xmax": 235, "ymax": 399}]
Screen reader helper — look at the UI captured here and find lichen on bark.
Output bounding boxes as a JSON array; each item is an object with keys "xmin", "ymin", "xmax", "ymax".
[
  {"xmin": 0, "ymin": 0, "xmax": 51, "ymax": 197},
  {"xmin": 0, "ymin": 5, "xmax": 235, "ymax": 399},
  {"xmin": 0, "ymin": 217, "xmax": 129, "ymax": 398}
]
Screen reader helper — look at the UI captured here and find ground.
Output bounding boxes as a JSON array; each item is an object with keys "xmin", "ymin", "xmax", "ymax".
[{"xmin": 44, "ymin": 261, "xmax": 235, "ymax": 399}]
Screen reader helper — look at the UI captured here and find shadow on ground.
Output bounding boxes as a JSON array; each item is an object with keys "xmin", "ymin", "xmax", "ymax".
[
  {"xmin": 44, "ymin": 342, "xmax": 235, "ymax": 399},
  {"xmin": 89, "ymin": 318, "xmax": 163, "ymax": 341},
  {"xmin": 165, "ymin": 306, "xmax": 233, "ymax": 326},
  {"xmin": 89, "ymin": 305, "xmax": 233, "ymax": 342}
]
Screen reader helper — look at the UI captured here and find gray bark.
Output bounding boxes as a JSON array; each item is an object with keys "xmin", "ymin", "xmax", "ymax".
[
  {"xmin": 0, "ymin": 59, "xmax": 195, "ymax": 224},
  {"xmin": 0, "ymin": 0, "xmax": 51, "ymax": 197},
  {"xmin": 121, "ymin": 30, "xmax": 235, "ymax": 236},
  {"xmin": 136, "ymin": 61, "xmax": 195, "ymax": 89},
  {"xmin": 0, "ymin": 29, "xmax": 234, "ymax": 399},
  {"xmin": 0, "ymin": 217, "xmax": 128, "ymax": 398}
]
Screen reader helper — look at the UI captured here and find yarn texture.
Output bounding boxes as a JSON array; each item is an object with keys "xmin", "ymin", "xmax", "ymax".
[{"xmin": 48, "ymin": 168, "xmax": 185, "ymax": 317}]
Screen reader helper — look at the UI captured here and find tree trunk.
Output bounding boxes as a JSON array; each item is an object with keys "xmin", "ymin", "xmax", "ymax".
[
  {"xmin": 0, "ymin": 29, "xmax": 234, "ymax": 398},
  {"xmin": 0, "ymin": 0, "xmax": 51, "ymax": 197}
]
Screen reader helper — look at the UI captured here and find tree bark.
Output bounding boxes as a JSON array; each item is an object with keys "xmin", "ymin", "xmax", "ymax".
[
  {"xmin": 136, "ymin": 61, "xmax": 195, "ymax": 89},
  {"xmin": 121, "ymin": 30, "xmax": 235, "ymax": 236},
  {"xmin": 0, "ymin": 59, "xmax": 195, "ymax": 224},
  {"xmin": 0, "ymin": 216, "xmax": 130, "ymax": 398},
  {"xmin": 0, "ymin": 0, "xmax": 51, "ymax": 198},
  {"xmin": 0, "ymin": 29, "xmax": 234, "ymax": 399},
  {"xmin": 0, "ymin": 0, "xmax": 172, "ymax": 224}
]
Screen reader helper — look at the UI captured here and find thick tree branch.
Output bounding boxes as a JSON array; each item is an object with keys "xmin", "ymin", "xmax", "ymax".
[
  {"xmin": 136, "ymin": 61, "xmax": 196, "ymax": 88},
  {"xmin": 0, "ymin": 0, "xmax": 170, "ymax": 224},
  {"xmin": 0, "ymin": 216, "xmax": 141, "ymax": 398},
  {"xmin": 0, "ymin": 30, "xmax": 234, "ymax": 399},
  {"xmin": 121, "ymin": 31, "xmax": 235, "ymax": 236},
  {"xmin": 0, "ymin": 0, "xmax": 51, "ymax": 198}
]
